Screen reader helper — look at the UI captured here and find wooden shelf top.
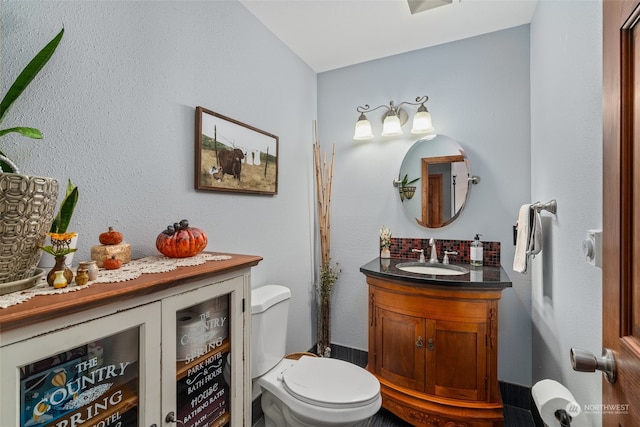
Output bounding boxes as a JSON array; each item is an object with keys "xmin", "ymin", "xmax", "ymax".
[{"xmin": 0, "ymin": 252, "xmax": 262, "ymax": 332}]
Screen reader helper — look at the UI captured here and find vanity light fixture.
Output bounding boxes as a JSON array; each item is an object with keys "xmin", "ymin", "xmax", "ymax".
[{"xmin": 353, "ymin": 95, "xmax": 436, "ymax": 140}]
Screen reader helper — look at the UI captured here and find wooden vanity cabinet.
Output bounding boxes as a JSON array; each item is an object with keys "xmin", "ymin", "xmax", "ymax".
[{"xmin": 366, "ymin": 275, "xmax": 505, "ymax": 427}]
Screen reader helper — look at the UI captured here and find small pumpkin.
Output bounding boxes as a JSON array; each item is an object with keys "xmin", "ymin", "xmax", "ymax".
[
  {"xmin": 156, "ymin": 219, "xmax": 208, "ymax": 258},
  {"xmin": 99, "ymin": 226, "xmax": 123, "ymax": 245},
  {"xmin": 103, "ymin": 256, "xmax": 122, "ymax": 270}
]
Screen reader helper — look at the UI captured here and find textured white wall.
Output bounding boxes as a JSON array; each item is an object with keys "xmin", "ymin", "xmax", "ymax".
[
  {"xmin": 318, "ymin": 26, "xmax": 533, "ymax": 386},
  {"xmin": 530, "ymin": 2, "xmax": 603, "ymax": 426},
  {"xmin": 1, "ymin": 1, "xmax": 318, "ymax": 354}
]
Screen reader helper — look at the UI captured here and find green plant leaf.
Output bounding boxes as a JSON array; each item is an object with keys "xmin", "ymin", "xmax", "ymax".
[
  {"xmin": 406, "ymin": 176, "xmax": 420, "ymax": 186},
  {"xmin": 50, "ymin": 180, "xmax": 78, "ymax": 233},
  {"xmin": 0, "ymin": 28, "xmax": 64, "ymax": 123},
  {"xmin": 0, "ymin": 127, "xmax": 43, "ymax": 139},
  {"xmin": 400, "ymin": 174, "xmax": 419, "ymax": 187}
]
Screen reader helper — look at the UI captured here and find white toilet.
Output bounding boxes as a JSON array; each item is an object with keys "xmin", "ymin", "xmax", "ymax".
[{"xmin": 250, "ymin": 284, "xmax": 381, "ymax": 427}]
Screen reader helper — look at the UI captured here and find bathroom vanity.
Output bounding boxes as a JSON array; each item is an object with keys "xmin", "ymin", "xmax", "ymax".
[
  {"xmin": 0, "ymin": 252, "xmax": 261, "ymax": 427},
  {"xmin": 360, "ymin": 258, "xmax": 511, "ymax": 427}
]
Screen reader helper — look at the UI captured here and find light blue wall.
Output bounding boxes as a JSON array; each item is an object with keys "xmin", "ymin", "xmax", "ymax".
[
  {"xmin": 317, "ymin": 26, "xmax": 533, "ymax": 386},
  {"xmin": 530, "ymin": 2, "xmax": 602, "ymax": 426},
  {"xmin": 1, "ymin": 1, "xmax": 318, "ymax": 354}
]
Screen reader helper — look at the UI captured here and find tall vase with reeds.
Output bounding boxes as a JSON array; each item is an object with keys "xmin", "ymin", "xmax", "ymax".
[{"xmin": 313, "ymin": 121, "xmax": 340, "ymax": 358}]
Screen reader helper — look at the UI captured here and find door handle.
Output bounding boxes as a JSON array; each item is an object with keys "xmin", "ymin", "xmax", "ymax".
[
  {"xmin": 570, "ymin": 347, "xmax": 616, "ymax": 383},
  {"xmin": 416, "ymin": 336, "xmax": 423, "ymax": 348}
]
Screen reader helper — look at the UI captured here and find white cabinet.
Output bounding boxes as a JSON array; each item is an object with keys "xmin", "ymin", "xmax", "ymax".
[{"xmin": 0, "ymin": 253, "xmax": 260, "ymax": 427}]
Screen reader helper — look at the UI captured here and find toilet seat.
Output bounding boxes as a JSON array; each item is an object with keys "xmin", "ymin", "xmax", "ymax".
[{"xmin": 281, "ymin": 356, "xmax": 380, "ymax": 409}]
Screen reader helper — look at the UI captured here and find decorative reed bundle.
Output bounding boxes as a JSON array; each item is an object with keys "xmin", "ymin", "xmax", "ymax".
[{"xmin": 313, "ymin": 121, "xmax": 339, "ymax": 357}]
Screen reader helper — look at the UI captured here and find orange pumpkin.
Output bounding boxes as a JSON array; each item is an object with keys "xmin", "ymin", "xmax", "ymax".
[
  {"xmin": 99, "ymin": 226, "xmax": 123, "ymax": 245},
  {"xmin": 103, "ymin": 256, "xmax": 122, "ymax": 270},
  {"xmin": 156, "ymin": 219, "xmax": 207, "ymax": 258}
]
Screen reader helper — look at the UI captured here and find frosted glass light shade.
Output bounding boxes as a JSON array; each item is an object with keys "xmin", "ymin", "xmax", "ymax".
[
  {"xmin": 411, "ymin": 110, "xmax": 435, "ymax": 134},
  {"xmin": 381, "ymin": 114, "xmax": 402, "ymax": 136},
  {"xmin": 353, "ymin": 116, "xmax": 374, "ymax": 140}
]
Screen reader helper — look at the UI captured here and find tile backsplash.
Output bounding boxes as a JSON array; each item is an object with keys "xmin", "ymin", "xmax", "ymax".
[{"xmin": 385, "ymin": 237, "xmax": 501, "ymax": 267}]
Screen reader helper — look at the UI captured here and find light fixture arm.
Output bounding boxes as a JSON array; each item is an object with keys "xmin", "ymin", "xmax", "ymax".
[
  {"xmin": 356, "ymin": 103, "xmax": 392, "ymax": 114},
  {"xmin": 356, "ymin": 96, "xmax": 429, "ymax": 114},
  {"xmin": 395, "ymin": 95, "xmax": 429, "ymax": 110}
]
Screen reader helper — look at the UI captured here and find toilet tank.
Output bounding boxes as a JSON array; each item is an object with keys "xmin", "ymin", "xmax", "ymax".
[{"xmin": 251, "ymin": 285, "xmax": 291, "ymax": 378}]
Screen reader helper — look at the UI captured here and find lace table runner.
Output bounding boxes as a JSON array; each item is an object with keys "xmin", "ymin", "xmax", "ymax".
[{"xmin": 0, "ymin": 253, "xmax": 232, "ymax": 309}]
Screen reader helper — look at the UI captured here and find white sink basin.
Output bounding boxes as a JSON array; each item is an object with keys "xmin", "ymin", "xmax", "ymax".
[{"xmin": 395, "ymin": 262, "xmax": 469, "ymax": 276}]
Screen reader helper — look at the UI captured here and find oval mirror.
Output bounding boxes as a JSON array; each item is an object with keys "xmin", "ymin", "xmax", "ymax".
[{"xmin": 397, "ymin": 134, "xmax": 476, "ymax": 228}]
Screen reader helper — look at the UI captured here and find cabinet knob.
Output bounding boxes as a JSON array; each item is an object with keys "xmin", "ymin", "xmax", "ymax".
[
  {"xmin": 427, "ymin": 338, "xmax": 435, "ymax": 351},
  {"xmin": 165, "ymin": 412, "xmax": 184, "ymax": 425},
  {"xmin": 416, "ymin": 336, "xmax": 423, "ymax": 348}
]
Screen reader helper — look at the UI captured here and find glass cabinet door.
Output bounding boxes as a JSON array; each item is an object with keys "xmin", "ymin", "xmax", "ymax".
[
  {"xmin": 0, "ymin": 302, "xmax": 161, "ymax": 427},
  {"xmin": 161, "ymin": 276, "xmax": 245, "ymax": 427}
]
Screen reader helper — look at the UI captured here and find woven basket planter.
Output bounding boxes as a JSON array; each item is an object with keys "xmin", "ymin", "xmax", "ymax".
[{"xmin": 0, "ymin": 173, "xmax": 59, "ymax": 284}]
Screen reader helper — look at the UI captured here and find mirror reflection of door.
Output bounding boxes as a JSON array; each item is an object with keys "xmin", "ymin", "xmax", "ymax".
[
  {"xmin": 427, "ymin": 174, "xmax": 443, "ymax": 226},
  {"xmin": 418, "ymin": 155, "xmax": 465, "ymax": 227}
]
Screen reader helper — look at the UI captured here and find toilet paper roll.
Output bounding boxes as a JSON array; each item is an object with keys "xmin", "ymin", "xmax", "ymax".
[
  {"xmin": 532, "ymin": 379, "xmax": 585, "ymax": 427},
  {"xmin": 103, "ymin": 327, "xmax": 139, "ymax": 364},
  {"xmin": 193, "ymin": 296, "xmax": 229, "ymax": 345},
  {"xmin": 176, "ymin": 311, "xmax": 205, "ymax": 361}
]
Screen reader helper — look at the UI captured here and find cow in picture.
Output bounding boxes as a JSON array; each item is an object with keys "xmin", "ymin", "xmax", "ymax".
[{"xmin": 216, "ymin": 148, "xmax": 245, "ymax": 181}]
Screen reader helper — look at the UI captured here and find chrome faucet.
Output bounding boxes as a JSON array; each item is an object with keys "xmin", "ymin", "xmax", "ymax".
[
  {"xmin": 429, "ymin": 238, "xmax": 439, "ymax": 263},
  {"xmin": 412, "ymin": 248, "xmax": 425, "ymax": 263}
]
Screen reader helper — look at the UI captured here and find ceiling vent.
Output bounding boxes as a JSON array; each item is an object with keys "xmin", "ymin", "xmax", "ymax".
[{"xmin": 407, "ymin": 0, "xmax": 455, "ymax": 15}]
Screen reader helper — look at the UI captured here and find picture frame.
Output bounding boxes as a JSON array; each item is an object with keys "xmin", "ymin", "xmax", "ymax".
[{"xmin": 195, "ymin": 106, "xmax": 278, "ymax": 195}]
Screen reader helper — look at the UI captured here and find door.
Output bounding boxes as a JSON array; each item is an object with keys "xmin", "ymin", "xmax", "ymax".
[
  {"xmin": 428, "ymin": 320, "xmax": 487, "ymax": 401},
  {"xmin": 427, "ymin": 174, "xmax": 443, "ymax": 226},
  {"xmin": 603, "ymin": 0, "xmax": 640, "ymax": 424},
  {"xmin": 374, "ymin": 306, "xmax": 427, "ymax": 391}
]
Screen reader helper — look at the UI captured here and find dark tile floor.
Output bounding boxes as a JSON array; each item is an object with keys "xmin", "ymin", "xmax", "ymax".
[{"xmin": 362, "ymin": 405, "xmax": 535, "ymax": 426}]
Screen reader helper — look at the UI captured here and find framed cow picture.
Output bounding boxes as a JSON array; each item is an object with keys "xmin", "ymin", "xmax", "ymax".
[{"xmin": 195, "ymin": 106, "xmax": 279, "ymax": 195}]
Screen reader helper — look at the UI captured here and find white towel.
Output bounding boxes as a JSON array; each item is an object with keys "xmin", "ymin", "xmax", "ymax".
[
  {"xmin": 513, "ymin": 204, "xmax": 531, "ymax": 273},
  {"xmin": 528, "ymin": 209, "xmax": 543, "ymax": 257}
]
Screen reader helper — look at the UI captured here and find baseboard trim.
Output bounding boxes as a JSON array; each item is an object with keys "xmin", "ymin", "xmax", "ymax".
[
  {"xmin": 252, "ymin": 394, "xmax": 263, "ymax": 426},
  {"xmin": 499, "ymin": 381, "xmax": 531, "ymax": 410}
]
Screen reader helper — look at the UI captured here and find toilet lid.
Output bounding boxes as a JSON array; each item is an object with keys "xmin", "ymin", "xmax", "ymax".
[{"xmin": 282, "ymin": 356, "xmax": 380, "ymax": 408}]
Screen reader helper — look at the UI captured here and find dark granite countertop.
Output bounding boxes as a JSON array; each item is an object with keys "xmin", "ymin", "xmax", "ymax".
[{"xmin": 360, "ymin": 257, "xmax": 512, "ymax": 289}]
